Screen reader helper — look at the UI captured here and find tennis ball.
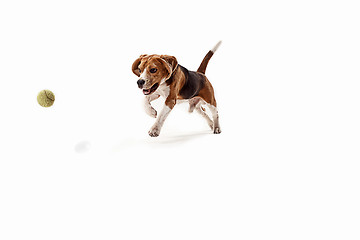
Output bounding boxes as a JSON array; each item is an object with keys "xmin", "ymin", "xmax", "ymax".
[{"xmin": 37, "ymin": 89, "xmax": 55, "ymax": 107}]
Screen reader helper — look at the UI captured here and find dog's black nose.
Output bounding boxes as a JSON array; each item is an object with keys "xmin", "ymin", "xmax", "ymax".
[{"xmin": 137, "ymin": 79, "xmax": 145, "ymax": 88}]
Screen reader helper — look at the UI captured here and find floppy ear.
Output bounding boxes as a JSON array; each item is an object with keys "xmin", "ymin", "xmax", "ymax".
[
  {"xmin": 160, "ymin": 55, "xmax": 178, "ymax": 77},
  {"xmin": 132, "ymin": 54, "xmax": 147, "ymax": 77}
]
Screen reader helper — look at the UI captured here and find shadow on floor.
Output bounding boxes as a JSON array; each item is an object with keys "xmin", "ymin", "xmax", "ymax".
[
  {"xmin": 148, "ymin": 130, "xmax": 212, "ymax": 145},
  {"xmin": 112, "ymin": 130, "xmax": 212, "ymax": 152}
]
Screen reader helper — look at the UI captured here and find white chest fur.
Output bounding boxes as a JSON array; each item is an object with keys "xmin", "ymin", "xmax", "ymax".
[{"xmin": 155, "ymin": 83, "xmax": 170, "ymax": 99}]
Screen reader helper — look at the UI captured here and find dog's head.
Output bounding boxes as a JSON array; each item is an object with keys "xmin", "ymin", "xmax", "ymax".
[{"xmin": 132, "ymin": 54, "xmax": 178, "ymax": 95}]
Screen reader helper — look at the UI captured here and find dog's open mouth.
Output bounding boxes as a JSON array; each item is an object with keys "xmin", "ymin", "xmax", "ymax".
[{"xmin": 143, "ymin": 83, "xmax": 159, "ymax": 95}]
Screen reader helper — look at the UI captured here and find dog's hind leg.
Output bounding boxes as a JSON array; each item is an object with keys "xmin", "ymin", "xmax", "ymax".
[
  {"xmin": 188, "ymin": 97, "xmax": 201, "ymax": 113},
  {"xmin": 195, "ymin": 104, "xmax": 214, "ymax": 130},
  {"xmin": 208, "ymin": 104, "xmax": 221, "ymax": 134}
]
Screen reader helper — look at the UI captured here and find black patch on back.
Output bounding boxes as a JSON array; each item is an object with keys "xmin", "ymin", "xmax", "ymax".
[{"xmin": 178, "ymin": 65, "xmax": 205, "ymax": 99}]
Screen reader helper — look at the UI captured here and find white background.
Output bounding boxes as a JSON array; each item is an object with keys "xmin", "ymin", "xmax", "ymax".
[{"xmin": 1, "ymin": 0, "xmax": 360, "ymax": 239}]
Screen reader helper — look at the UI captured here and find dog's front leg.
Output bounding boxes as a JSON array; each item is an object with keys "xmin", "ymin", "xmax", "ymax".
[
  {"xmin": 144, "ymin": 94, "xmax": 160, "ymax": 118},
  {"xmin": 148, "ymin": 99, "xmax": 175, "ymax": 137}
]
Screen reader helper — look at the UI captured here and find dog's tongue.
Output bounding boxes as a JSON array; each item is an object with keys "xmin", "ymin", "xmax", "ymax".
[{"xmin": 143, "ymin": 89, "xmax": 151, "ymax": 95}]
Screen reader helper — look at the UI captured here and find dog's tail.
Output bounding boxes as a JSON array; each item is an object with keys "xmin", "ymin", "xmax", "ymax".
[{"xmin": 197, "ymin": 41, "xmax": 222, "ymax": 74}]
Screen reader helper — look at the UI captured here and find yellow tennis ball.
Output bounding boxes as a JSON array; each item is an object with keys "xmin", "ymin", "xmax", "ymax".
[{"xmin": 37, "ymin": 89, "xmax": 55, "ymax": 107}]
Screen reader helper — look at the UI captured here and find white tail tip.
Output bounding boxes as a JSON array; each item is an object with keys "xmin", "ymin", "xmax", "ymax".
[{"xmin": 211, "ymin": 41, "xmax": 222, "ymax": 53}]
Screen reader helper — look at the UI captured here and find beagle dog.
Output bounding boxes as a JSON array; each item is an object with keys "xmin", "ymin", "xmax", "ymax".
[{"xmin": 132, "ymin": 41, "xmax": 222, "ymax": 137}]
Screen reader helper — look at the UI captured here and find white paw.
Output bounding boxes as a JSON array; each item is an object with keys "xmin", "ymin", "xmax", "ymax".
[
  {"xmin": 213, "ymin": 127, "xmax": 221, "ymax": 134},
  {"xmin": 148, "ymin": 126, "xmax": 161, "ymax": 137},
  {"xmin": 145, "ymin": 107, "xmax": 157, "ymax": 118}
]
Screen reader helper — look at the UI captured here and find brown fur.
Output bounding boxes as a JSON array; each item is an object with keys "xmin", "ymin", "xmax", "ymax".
[
  {"xmin": 132, "ymin": 54, "xmax": 217, "ymax": 108},
  {"xmin": 197, "ymin": 50, "xmax": 214, "ymax": 74},
  {"xmin": 132, "ymin": 54, "xmax": 177, "ymax": 90},
  {"xmin": 131, "ymin": 42, "xmax": 221, "ymax": 136},
  {"xmin": 197, "ymin": 77, "xmax": 217, "ymax": 107}
]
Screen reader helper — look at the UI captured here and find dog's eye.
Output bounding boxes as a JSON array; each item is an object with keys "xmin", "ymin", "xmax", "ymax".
[
  {"xmin": 150, "ymin": 68, "xmax": 157, "ymax": 73},
  {"xmin": 138, "ymin": 69, "xmax": 141, "ymax": 73}
]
